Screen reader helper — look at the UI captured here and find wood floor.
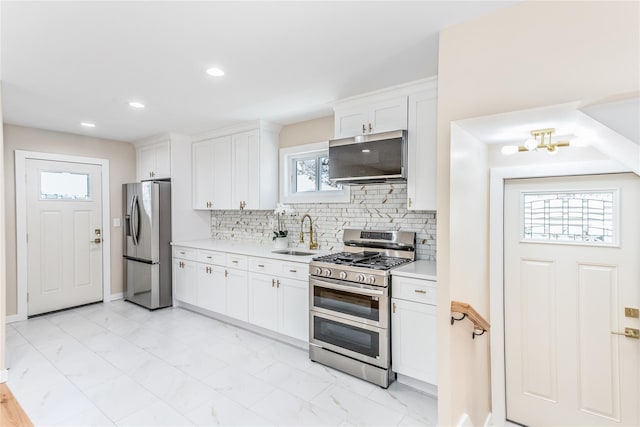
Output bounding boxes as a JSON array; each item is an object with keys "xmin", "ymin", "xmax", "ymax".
[{"xmin": 0, "ymin": 383, "xmax": 33, "ymax": 427}]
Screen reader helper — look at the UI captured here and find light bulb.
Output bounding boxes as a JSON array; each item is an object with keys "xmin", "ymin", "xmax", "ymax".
[
  {"xmin": 501, "ymin": 145, "xmax": 519, "ymax": 155},
  {"xmin": 524, "ymin": 138, "xmax": 538, "ymax": 151}
]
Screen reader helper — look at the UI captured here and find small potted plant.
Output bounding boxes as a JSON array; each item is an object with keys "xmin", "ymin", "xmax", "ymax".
[{"xmin": 273, "ymin": 203, "xmax": 293, "ymax": 249}]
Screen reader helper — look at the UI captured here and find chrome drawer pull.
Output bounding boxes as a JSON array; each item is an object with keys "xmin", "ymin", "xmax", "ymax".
[
  {"xmin": 289, "ymin": 269, "xmax": 297, "ymax": 273},
  {"xmin": 258, "ymin": 264, "xmax": 265, "ymax": 268}
]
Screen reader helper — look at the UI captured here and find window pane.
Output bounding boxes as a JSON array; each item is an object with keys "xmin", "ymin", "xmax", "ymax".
[
  {"xmin": 295, "ymin": 158, "xmax": 317, "ymax": 192},
  {"xmin": 319, "ymin": 156, "xmax": 341, "ymax": 191},
  {"xmin": 40, "ymin": 171, "xmax": 90, "ymax": 200},
  {"xmin": 522, "ymin": 191, "xmax": 615, "ymax": 244}
]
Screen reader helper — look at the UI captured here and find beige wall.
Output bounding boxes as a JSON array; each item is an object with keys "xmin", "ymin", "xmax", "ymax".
[
  {"xmin": 279, "ymin": 115, "xmax": 334, "ymax": 148},
  {"xmin": 3, "ymin": 124, "xmax": 136, "ymax": 316},
  {"xmin": 436, "ymin": 1, "xmax": 640, "ymax": 425}
]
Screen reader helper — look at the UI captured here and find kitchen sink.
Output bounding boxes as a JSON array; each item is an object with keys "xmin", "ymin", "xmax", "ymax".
[{"xmin": 272, "ymin": 249, "xmax": 314, "ymax": 256}]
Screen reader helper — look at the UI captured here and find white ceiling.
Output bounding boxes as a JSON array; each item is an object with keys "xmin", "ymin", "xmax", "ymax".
[{"xmin": 1, "ymin": 1, "xmax": 516, "ymax": 142}]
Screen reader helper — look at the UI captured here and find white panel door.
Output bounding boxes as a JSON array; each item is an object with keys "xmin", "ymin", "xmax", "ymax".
[
  {"xmin": 368, "ymin": 97, "xmax": 408, "ymax": 134},
  {"xmin": 406, "ymin": 90, "xmax": 437, "ymax": 211},
  {"xmin": 278, "ymin": 277, "xmax": 309, "ymax": 341},
  {"xmin": 248, "ymin": 272, "xmax": 278, "ymax": 331},
  {"xmin": 226, "ymin": 268, "xmax": 248, "ymax": 321},
  {"xmin": 504, "ymin": 173, "xmax": 639, "ymax": 426},
  {"xmin": 26, "ymin": 159, "xmax": 103, "ymax": 315},
  {"xmin": 232, "ymin": 130, "xmax": 259, "ymax": 209},
  {"xmin": 173, "ymin": 258, "xmax": 196, "ymax": 305},
  {"xmin": 212, "ymin": 136, "xmax": 232, "ymax": 209},
  {"xmin": 192, "ymin": 139, "xmax": 214, "ymax": 209},
  {"xmin": 196, "ymin": 263, "xmax": 226, "ymax": 314}
]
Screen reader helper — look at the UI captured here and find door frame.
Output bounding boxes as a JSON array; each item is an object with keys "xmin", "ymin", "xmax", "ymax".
[
  {"xmin": 14, "ymin": 150, "xmax": 111, "ymax": 321},
  {"xmin": 488, "ymin": 159, "xmax": 634, "ymax": 425}
]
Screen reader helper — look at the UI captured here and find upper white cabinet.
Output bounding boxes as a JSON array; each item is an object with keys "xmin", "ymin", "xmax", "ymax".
[
  {"xmin": 407, "ymin": 86, "xmax": 437, "ymax": 211},
  {"xmin": 333, "ymin": 96, "xmax": 408, "ymax": 138},
  {"xmin": 192, "ymin": 122, "xmax": 279, "ymax": 210},
  {"xmin": 332, "ymin": 77, "xmax": 438, "ymax": 211},
  {"xmin": 137, "ymin": 140, "xmax": 171, "ymax": 181}
]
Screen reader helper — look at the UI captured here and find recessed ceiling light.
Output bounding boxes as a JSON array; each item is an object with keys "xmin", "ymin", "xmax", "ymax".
[
  {"xmin": 206, "ymin": 67, "xmax": 225, "ymax": 77},
  {"xmin": 81, "ymin": 122, "xmax": 96, "ymax": 128},
  {"xmin": 128, "ymin": 101, "xmax": 145, "ymax": 109}
]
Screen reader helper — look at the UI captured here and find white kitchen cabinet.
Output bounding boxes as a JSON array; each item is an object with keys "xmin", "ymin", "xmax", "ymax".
[
  {"xmin": 196, "ymin": 263, "xmax": 226, "ymax": 314},
  {"xmin": 191, "ymin": 122, "xmax": 279, "ymax": 210},
  {"xmin": 248, "ymin": 258, "xmax": 309, "ymax": 341},
  {"xmin": 334, "ymin": 96, "xmax": 408, "ymax": 138},
  {"xmin": 278, "ymin": 277, "xmax": 309, "ymax": 341},
  {"xmin": 248, "ymin": 272, "xmax": 279, "ymax": 331},
  {"xmin": 192, "ymin": 136, "xmax": 232, "ymax": 209},
  {"xmin": 173, "ymin": 257, "xmax": 197, "ymax": 306},
  {"xmin": 391, "ymin": 275, "xmax": 437, "ymax": 385},
  {"xmin": 137, "ymin": 140, "xmax": 171, "ymax": 181},
  {"xmin": 407, "ymin": 88, "xmax": 437, "ymax": 211},
  {"xmin": 226, "ymin": 267, "xmax": 249, "ymax": 321}
]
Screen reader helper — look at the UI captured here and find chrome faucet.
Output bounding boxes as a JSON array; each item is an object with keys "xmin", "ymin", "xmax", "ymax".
[{"xmin": 300, "ymin": 214, "xmax": 318, "ymax": 250}]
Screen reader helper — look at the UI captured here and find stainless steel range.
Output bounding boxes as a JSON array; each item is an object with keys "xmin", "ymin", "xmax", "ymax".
[{"xmin": 308, "ymin": 229, "xmax": 416, "ymax": 388}]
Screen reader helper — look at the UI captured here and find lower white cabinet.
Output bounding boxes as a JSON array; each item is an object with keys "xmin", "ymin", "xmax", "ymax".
[
  {"xmin": 248, "ymin": 273, "xmax": 309, "ymax": 342},
  {"xmin": 226, "ymin": 268, "xmax": 249, "ymax": 322},
  {"xmin": 172, "ymin": 248, "xmax": 309, "ymax": 342},
  {"xmin": 173, "ymin": 257, "xmax": 197, "ymax": 305},
  {"xmin": 391, "ymin": 275, "xmax": 437, "ymax": 385}
]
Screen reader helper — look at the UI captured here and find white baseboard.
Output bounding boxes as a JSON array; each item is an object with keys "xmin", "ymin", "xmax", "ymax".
[
  {"xmin": 457, "ymin": 413, "xmax": 473, "ymax": 427},
  {"xmin": 396, "ymin": 374, "xmax": 437, "ymax": 397},
  {"xmin": 110, "ymin": 293, "xmax": 124, "ymax": 301},
  {"xmin": 5, "ymin": 314, "xmax": 27, "ymax": 324},
  {"xmin": 484, "ymin": 412, "xmax": 493, "ymax": 427},
  {"xmin": 0, "ymin": 369, "xmax": 8, "ymax": 383}
]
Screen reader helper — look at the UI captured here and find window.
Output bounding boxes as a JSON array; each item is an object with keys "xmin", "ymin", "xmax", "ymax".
[
  {"xmin": 292, "ymin": 154, "xmax": 341, "ymax": 193},
  {"xmin": 40, "ymin": 171, "xmax": 91, "ymax": 200},
  {"xmin": 521, "ymin": 190, "xmax": 617, "ymax": 245},
  {"xmin": 280, "ymin": 142, "xmax": 350, "ymax": 204}
]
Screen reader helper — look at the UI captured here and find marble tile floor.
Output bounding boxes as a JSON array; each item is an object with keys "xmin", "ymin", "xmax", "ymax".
[{"xmin": 5, "ymin": 300, "xmax": 438, "ymax": 426}]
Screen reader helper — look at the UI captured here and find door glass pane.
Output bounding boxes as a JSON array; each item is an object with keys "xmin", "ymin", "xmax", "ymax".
[
  {"xmin": 40, "ymin": 171, "xmax": 91, "ymax": 200},
  {"xmin": 295, "ymin": 158, "xmax": 317, "ymax": 192},
  {"xmin": 313, "ymin": 316, "xmax": 379, "ymax": 358},
  {"xmin": 522, "ymin": 190, "xmax": 616, "ymax": 244},
  {"xmin": 313, "ymin": 286, "xmax": 380, "ymax": 321}
]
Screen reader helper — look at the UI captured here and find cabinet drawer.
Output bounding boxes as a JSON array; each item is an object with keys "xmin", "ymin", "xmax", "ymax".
[
  {"xmin": 248, "ymin": 257, "xmax": 280, "ymax": 275},
  {"xmin": 198, "ymin": 250, "xmax": 226, "ymax": 265},
  {"xmin": 226, "ymin": 253, "xmax": 248, "ymax": 270},
  {"xmin": 173, "ymin": 247, "xmax": 197, "ymax": 261},
  {"xmin": 392, "ymin": 276, "xmax": 437, "ymax": 305},
  {"xmin": 280, "ymin": 262, "xmax": 308, "ymax": 281}
]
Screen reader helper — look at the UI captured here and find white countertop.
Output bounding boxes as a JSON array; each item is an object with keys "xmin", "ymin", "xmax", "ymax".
[
  {"xmin": 392, "ymin": 259, "xmax": 437, "ymax": 281},
  {"xmin": 171, "ymin": 239, "xmax": 327, "ymax": 263}
]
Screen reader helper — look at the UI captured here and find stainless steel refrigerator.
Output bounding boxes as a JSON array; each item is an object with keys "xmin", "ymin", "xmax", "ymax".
[{"xmin": 123, "ymin": 181, "xmax": 172, "ymax": 309}]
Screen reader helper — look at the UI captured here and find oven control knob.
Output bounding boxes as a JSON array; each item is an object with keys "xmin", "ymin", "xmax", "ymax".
[
  {"xmin": 315, "ymin": 267, "xmax": 322, "ymax": 275},
  {"xmin": 357, "ymin": 274, "xmax": 366, "ymax": 282},
  {"xmin": 323, "ymin": 269, "xmax": 332, "ymax": 277},
  {"xmin": 339, "ymin": 271, "xmax": 347, "ymax": 280},
  {"xmin": 367, "ymin": 276, "xmax": 376, "ymax": 284}
]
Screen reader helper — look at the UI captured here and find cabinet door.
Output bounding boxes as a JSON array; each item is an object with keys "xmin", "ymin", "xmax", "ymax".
[
  {"xmin": 137, "ymin": 145, "xmax": 156, "ymax": 181},
  {"xmin": 407, "ymin": 90, "xmax": 437, "ymax": 211},
  {"xmin": 174, "ymin": 258, "xmax": 197, "ymax": 305},
  {"xmin": 212, "ymin": 136, "xmax": 233, "ymax": 209},
  {"xmin": 232, "ymin": 130, "xmax": 260, "ymax": 209},
  {"xmin": 391, "ymin": 298, "xmax": 437, "ymax": 384},
  {"xmin": 225, "ymin": 268, "xmax": 248, "ymax": 321},
  {"xmin": 248, "ymin": 272, "xmax": 278, "ymax": 331},
  {"xmin": 192, "ymin": 139, "xmax": 214, "ymax": 209},
  {"xmin": 368, "ymin": 97, "xmax": 408, "ymax": 134},
  {"xmin": 196, "ymin": 264, "xmax": 226, "ymax": 314},
  {"xmin": 334, "ymin": 107, "xmax": 369, "ymax": 138},
  {"xmin": 153, "ymin": 141, "xmax": 171, "ymax": 179},
  {"xmin": 278, "ymin": 278, "xmax": 309, "ymax": 341}
]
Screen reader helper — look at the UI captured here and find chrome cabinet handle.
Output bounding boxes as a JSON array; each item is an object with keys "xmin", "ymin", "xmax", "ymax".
[
  {"xmin": 232, "ymin": 260, "xmax": 238, "ymax": 264},
  {"xmin": 258, "ymin": 264, "xmax": 265, "ymax": 268},
  {"xmin": 289, "ymin": 269, "xmax": 297, "ymax": 273}
]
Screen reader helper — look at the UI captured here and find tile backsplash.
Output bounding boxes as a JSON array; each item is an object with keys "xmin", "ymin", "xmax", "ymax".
[{"xmin": 210, "ymin": 183, "xmax": 436, "ymax": 260}]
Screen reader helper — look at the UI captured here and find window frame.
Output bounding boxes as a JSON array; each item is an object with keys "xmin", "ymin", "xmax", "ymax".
[{"xmin": 280, "ymin": 141, "xmax": 350, "ymax": 204}]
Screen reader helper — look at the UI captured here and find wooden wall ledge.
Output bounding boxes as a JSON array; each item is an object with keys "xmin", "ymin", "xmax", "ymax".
[{"xmin": 451, "ymin": 300, "xmax": 490, "ymax": 339}]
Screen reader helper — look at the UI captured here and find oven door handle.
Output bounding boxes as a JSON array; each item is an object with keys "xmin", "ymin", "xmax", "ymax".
[{"xmin": 310, "ymin": 277, "xmax": 384, "ymax": 297}]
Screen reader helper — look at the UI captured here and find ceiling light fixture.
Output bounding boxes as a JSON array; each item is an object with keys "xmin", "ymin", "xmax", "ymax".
[
  {"xmin": 206, "ymin": 67, "xmax": 225, "ymax": 77},
  {"xmin": 81, "ymin": 122, "xmax": 96, "ymax": 128},
  {"xmin": 501, "ymin": 128, "xmax": 570, "ymax": 155},
  {"xmin": 128, "ymin": 101, "xmax": 145, "ymax": 109}
]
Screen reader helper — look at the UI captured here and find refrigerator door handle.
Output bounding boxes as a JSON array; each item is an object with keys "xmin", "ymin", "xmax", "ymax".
[{"xmin": 131, "ymin": 194, "xmax": 139, "ymax": 246}]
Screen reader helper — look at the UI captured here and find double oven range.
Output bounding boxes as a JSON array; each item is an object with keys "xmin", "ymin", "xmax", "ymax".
[{"xmin": 308, "ymin": 229, "xmax": 415, "ymax": 388}]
